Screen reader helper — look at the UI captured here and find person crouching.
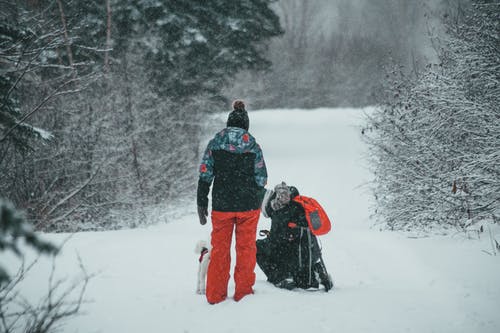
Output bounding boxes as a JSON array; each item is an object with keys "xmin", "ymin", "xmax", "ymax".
[{"xmin": 257, "ymin": 182, "xmax": 333, "ymax": 291}]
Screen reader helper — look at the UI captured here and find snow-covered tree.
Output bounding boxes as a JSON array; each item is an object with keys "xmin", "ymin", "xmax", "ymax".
[
  {"xmin": 0, "ymin": 15, "xmax": 58, "ymax": 150},
  {"xmin": 364, "ymin": 0, "xmax": 499, "ymax": 231},
  {"xmin": 0, "ymin": 1, "xmax": 102, "ymax": 231},
  {"xmin": 1, "ymin": 1, "xmax": 283, "ymax": 231}
]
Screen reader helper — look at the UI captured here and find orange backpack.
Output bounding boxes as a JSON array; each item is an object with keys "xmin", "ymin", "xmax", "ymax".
[{"xmin": 292, "ymin": 195, "xmax": 332, "ymax": 236}]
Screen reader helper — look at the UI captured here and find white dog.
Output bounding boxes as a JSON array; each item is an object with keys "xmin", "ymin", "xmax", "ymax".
[{"xmin": 195, "ymin": 240, "xmax": 211, "ymax": 294}]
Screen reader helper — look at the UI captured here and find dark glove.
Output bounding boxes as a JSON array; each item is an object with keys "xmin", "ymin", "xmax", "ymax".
[{"xmin": 198, "ymin": 206, "xmax": 208, "ymax": 225}]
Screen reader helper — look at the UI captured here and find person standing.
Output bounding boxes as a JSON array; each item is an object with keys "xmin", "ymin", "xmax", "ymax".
[{"xmin": 197, "ymin": 100, "xmax": 267, "ymax": 304}]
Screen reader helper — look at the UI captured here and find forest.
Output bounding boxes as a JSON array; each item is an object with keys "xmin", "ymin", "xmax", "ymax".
[
  {"xmin": 1, "ymin": 1, "xmax": 499, "ymax": 332},
  {"xmin": 0, "ymin": 1, "xmax": 498, "ymax": 236}
]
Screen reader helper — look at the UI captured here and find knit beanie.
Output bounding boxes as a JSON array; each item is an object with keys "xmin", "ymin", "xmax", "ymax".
[
  {"xmin": 226, "ymin": 100, "xmax": 249, "ymax": 131},
  {"xmin": 270, "ymin": 182, "xmax": 291, "ymax": 211}
]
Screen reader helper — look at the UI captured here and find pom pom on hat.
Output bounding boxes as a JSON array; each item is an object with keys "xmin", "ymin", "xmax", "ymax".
[
  {"xmin": 227, "ymin": 100, "xmax": 249, "ymax": 131},
  {"xmin": 232, "ymin": 100, "xmax": 245, "ymax": 110}
]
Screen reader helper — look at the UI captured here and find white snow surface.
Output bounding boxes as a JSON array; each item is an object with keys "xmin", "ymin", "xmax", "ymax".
[{"xmin": 7, "ymin": 108, "xmax": 500, "ymax": 333}]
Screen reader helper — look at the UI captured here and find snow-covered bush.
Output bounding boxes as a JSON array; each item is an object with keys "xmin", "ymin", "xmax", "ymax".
[{"xmin": 364, "ymin": 0, "xmax": 499, "ymax": 231}]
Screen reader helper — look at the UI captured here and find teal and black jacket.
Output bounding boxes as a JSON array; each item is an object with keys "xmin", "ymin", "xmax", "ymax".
[{"xmin": 197, "ymin": 127, "xmax": 267, "ymax": 212}]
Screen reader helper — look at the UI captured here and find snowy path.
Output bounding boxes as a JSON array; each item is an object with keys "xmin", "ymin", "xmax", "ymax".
[{"xmin": 9, "ymin": 108, "xmax": 500, "ymax": 333}]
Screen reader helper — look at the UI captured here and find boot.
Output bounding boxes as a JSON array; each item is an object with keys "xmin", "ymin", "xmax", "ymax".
[
  {"xmin": 314, "ymin": 261, "xmax": 334, "ymax": 292},
  {"xmin": 275, "ymin": 278, "xmax": 296, "ymax": 290}
]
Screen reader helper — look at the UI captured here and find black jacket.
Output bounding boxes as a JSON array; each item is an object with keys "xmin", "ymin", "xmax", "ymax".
[{"xmin": 197, "ymin": 127, "xmax": 267, "ymax": 212}]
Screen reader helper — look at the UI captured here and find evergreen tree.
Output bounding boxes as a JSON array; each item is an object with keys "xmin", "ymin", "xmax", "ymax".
[
  {"xmin": 0, "ymin": 199, "xmax": 57, "ymax": 285},
  {"xmin": 110, "ymin": 0, "xmax": 283, "ymax": 99}
]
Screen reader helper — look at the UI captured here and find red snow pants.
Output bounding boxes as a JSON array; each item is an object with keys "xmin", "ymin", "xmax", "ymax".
[{"xmin": 206, "ymin": 209, "xmax": 260, "ymax": 304}]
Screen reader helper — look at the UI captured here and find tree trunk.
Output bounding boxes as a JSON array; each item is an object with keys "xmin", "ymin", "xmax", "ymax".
[
  {"xmin": 105, "ymin": 0, "xmax": 112, "ymax": 72},
  {"xmin": 56, "ymin": 0, "xmax": 74, "ymax": 70}
]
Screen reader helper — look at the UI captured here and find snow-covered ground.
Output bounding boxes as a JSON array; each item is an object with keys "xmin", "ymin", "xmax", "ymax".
[{"xmin": 6, "ymin": 108, "xmax": 500, "ymax": 333}]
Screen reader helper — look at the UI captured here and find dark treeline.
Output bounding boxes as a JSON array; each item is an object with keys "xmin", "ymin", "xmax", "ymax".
[
  {"xmin": 0, "ymin": 0, "xmax": 282, "ymax": 231},
  {"xmin": 227, "ymin": 0, "xmax": 465, "ymax": 108}
]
